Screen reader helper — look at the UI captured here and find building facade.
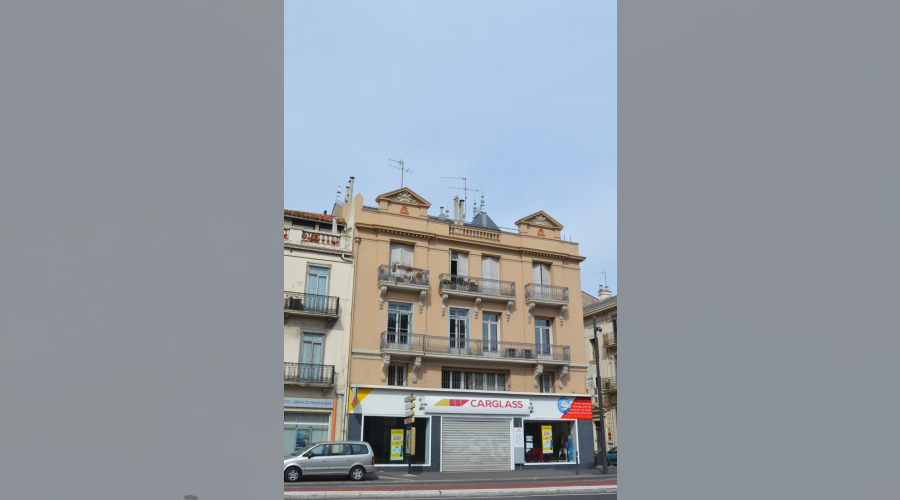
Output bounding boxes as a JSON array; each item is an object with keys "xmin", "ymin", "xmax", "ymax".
[
  {"xmin": 583, "ymin": 289, "xmax": 617, "ymax": 450},
  {"xmin": 342, "ymin": 186, "xmax": 593, "ymax": 472},
  {"xmin": 283, "ymin": 208, "xmax": 355, "ymax": 455}
]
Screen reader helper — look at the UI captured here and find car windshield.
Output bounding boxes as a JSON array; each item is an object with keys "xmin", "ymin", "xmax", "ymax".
[
  {"xmin": 608, "ymin": 447, "xmax": 617, "ymax": 453},
  {"xmin": 289, "ymin": 443, "xmax": 316, "ymax": 457}
]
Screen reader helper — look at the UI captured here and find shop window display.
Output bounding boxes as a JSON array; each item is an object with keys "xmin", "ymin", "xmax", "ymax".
[
  {"xmin": 284, "ymin": 412, "xmax": 330, "ymax": 456},
  {"xmin": 523, "ymin": 420, "xmax": 575, "ymax": 463},
  {"xmin": 362, "ymin": 416, "xmax": 430, "ymax": 465}
]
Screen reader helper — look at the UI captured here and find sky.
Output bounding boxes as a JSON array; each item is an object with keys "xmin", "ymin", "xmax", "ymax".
[{"xmin": 285, "ymin": 0, "xmax": 617, "ymax": 296}]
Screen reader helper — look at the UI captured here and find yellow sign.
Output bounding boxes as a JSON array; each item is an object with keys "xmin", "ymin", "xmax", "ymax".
[
  {"xmin": 541, "ymin": 425, "xmax": 553, "ymax": 453},
  {"xmin": 390, "ymin": 429, "xmax": 404, "ymax": 461}
]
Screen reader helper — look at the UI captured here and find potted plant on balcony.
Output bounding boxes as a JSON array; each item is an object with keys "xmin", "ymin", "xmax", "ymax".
[{"xmin": 466, "ymin": 280, "xmax": 478, "ymax": 292}]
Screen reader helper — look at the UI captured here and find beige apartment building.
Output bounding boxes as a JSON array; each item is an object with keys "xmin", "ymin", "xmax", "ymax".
[
  {"xmin": 339, "ymin": 184, "xmax": 594, "ymax": 472},
  {"xmin": 583, "ymin": 288, "xmax": 617, "ymax": 449},
  {"xmin": 283, "ymin": 208, "xmax": 355, "ymax": 455}
]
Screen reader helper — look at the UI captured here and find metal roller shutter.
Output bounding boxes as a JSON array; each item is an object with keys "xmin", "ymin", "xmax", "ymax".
[{"xmin": 442, "ymin": 419, "xmax": 511, "ymax": 472}]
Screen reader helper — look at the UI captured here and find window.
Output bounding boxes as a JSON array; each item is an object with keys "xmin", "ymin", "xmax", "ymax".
[
  {"xmin": 611, "ymin": 313, "xmax": 617, "ymax": 334},
  {"xmin": 292, "ymin": 219, "xmax": 316, "ymax": 229},
  {"xmin": 328, "ymin": 444, "xmax": 352, "ymax": 455},
  {"xmin": 442, "ymin": 369, "xmax": 508, "ymax": 391},
  {"xmin": 534, "ymin": 318, "xmax": 551, "ymax": 356},
  {"xmin": 450, "ymin": 251, "xmax": 468, "ymax": 276},
  {"xmin": 539, "ymin": 372, "xmax": 554, "ymax": 393},
  {"xmin": 362, "ymin": 416, "xmax": 430, "ymax": 465},
  {"xmin": 299, "ymin": 332, "xmax": 325, "ymax": 380},
  {"xmin": 449, "ymin": 308, "xmax": 470, "ymax": 353},
  {"xmin": 307, "ymin": 444, "xmax": 327, "ymax": 456},
  {"xmin": 481, "ymin": 256, "xmax": 500, "ymax": 294},
  {"xmin": 283, "ymin": 412, "xmax": 330, "ymax": 455},
  {"xmin": 482, "ymin": 313, "xmax": 499, "ymax": 352},
  {"xmin": 388, "ymin": 363, "xmax": 407, "ymax": 386},
  {"xmin": 532, "ymin": 262, "xmax": 551, "ymax": 299},
  {"xmin": 523, "ymin": 420, "xmax": 575, "ymax": 463},
  {"xmin": 305, "ymin": 265, "xmax": 330, "ymax": 311},
  {"xmin": 386, "ymin": 302, "xmax": 412, "ymax": 347},
  {"xmin": 350, "ymin": 444, "xmax": 369, "ymax": 455},
  {"xmin": 390, "ymin": 242, "xmax": 414, "ymax": 266}
]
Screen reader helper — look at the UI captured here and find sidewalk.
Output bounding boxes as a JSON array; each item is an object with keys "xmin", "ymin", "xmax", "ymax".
[{"xmin": 285, "ymin": 467, "xmax": 617, "ymax": 499}]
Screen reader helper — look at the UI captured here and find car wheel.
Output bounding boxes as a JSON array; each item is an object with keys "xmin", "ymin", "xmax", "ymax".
[
  {"xmin": 349, "ymin": 466, "xmax": 366, "ymax": 482},
  {"xmin": 284, "ymin": 467, "xmax": 301, "ymax": 482}
]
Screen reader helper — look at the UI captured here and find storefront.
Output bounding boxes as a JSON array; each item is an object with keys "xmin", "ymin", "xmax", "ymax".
[
  {"xmin": 283, "ymin": 397, "xmax": 336, "ymax": 456},
  {"xmin": 347, "ymin": 386, "xmax": 593, "ymax": 472}
]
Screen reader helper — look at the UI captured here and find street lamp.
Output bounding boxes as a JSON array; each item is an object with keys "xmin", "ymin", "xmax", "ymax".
[{"xmin": 590, "ymin": 315, "xmax": 609, "ymax": 473}]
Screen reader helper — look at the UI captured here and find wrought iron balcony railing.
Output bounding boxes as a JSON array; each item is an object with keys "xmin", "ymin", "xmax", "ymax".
[
  {"xmin": 602, "ymin": 332, "xmax": 618, "ymax": 346},
  {"xmin": 284, "ymin": 362, "xmax": 335, "ymax": 385},
  {"xmin": 377, "ymin": 264, "xmax": 430, "ymax": 286},
  {"xmin": 438, "ymin": 273, "xmax": 515, "ymax": 298},
  {"xmin": 525, "ymin": 283, "xmax": 569, "ymax": 302},
  {"xmin": 284, "ymin": 292, "xmax": 340, "ymax": 316},
  {"xmin": 601, "ymin": 377, "xmax": 617, "ymax": 392},
  {"xmin": 379, "ymin": 331, "xmax": 570, "ymax": 362}
]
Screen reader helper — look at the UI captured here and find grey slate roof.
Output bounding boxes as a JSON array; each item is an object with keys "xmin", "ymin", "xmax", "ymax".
[
  {"xmin": 583, "ymin": 295, "xmax": 617, "ymax": 315},
  {"xmin": 466, "ymin": 211, "xmax": 501, "ymax": 231}
]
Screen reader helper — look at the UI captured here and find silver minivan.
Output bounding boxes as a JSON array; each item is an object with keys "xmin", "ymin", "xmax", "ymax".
[{"xmin": 284, "ymin": 441, "xmax": 375, "ymax": 482}]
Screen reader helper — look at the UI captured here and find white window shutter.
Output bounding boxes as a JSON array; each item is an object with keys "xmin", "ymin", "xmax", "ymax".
[
  {"xmin": 458, "ymin": 252, "xmax": 467, "ymax": 276},
  {"xmin": 532, "ymin": 262, "xmax": 541, "ymax": 283},
  {"xmin": 402, "ymin": 244, "xmax": 413, "ymax": 266},
  {"xmin": 390, "ymin": 243, "xmax": 401, "ymax": 264},
  {"xmin": 482, "ymin": 256, "xmax": 499, "ymax": 280}
]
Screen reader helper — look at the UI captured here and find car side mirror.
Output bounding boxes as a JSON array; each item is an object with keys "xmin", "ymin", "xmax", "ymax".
[{"xmin": 307, "ymin": 452, "xmax": 315, "ymax": 458}]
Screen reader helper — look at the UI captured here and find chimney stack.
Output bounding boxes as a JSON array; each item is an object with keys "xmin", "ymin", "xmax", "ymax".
[
  {"xmin": 598, "ymin": 285, "xmax": 613, "ymax": 300},
  {"xmin": 348, "ymin": 177, "xmax": 355, "ymax": 201},
  {"xmin": 344, "ymin": 185, "xmax": 350, "ymax": 203},
  {"xmin": 453, "ymin": 195, "xmax": 459, "ymax": 224}
]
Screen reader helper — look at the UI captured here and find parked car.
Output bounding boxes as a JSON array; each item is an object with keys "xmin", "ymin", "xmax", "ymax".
[
  {"xmin": 593, "ymin": 446, "xmax": 617, "ymax": 466},
  {"xmin": 284, "ymin": 441, "xmax": 375, "ymax": 482},
  {"xmin": 606, "ymin": 446, "xmax": 617, "ymax": 466}
]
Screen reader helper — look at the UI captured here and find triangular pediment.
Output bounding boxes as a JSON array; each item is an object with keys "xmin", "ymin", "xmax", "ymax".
[
  {"xmin": 375, "ymin": 188, "xmax": 431, "ymax": 208},
  {"xmin": 515, "ymin": 210, "xmax": 564, "ymax": 230}
]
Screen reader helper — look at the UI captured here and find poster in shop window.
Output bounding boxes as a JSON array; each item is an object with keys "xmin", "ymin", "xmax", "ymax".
[
  {"xmin": 390, "ymin": 429, "xmax": 404, "ymax": 461},
  {"xmin": 541, "ymin": 425, "xmax": 553, "ymax": 453}
]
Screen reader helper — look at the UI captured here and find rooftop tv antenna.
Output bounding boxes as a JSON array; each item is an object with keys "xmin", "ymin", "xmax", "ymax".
[
  {"xmin": 592, "ymin": 271, "xmax": 608, "ymax": 289},
  {"xmin": 443, "ymin": 176, "xmax": 481, "ymax": 221},
  {"xmin": 388, "ymin": 158, "xmax": 413, "ymax": 188}
]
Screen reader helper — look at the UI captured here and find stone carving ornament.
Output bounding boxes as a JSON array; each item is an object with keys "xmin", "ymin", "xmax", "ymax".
[
  {"xmin": 392, "ymin": 191, "xmax": 416, "ymax": 203},
  {"xmin": 381, "ymin": 354, "xmax": 391, "ymax": 382},
  {"xmin": 529, "ymin": 214, "xmax": 552, "ymax": 227}
]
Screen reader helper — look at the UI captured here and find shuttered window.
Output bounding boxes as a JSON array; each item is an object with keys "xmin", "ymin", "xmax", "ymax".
[{"xmin": 390, "ymin": 243, "xmax": 414, "ymax": 266}]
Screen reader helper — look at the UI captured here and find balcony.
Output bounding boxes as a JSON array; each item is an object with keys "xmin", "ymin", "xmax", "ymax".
[
  {"xmin": 600, "ymin": 377, "xmax": 617, "ymax": 393},
  {"xmin": 284, "ymin": 292, "xmax": 340, "ymax": 324},
  {"xmin": 284, "ymin": 228, "xmax": 351, "ymax": 252},
  {"xmin": 524, "ymin": 283, "xmax": 570, "ymax": 325},
  {"xmin": 284, "ymin": 362, "xmax": 335, "ymax": 388},
  {"xmin": 377, "ymin": 264, "xmax": 430, "ymax": 313},
  {"xmin": 438, "ymin": 274, "xmax": 516, "ymax": 321},
  {"xmin": 378, "ymin": 331, "xmax": 570, "ymax": 386},
  {"xmin": 379, "ymin": 331, "xmax": 570, "ymax": 362},
  {"xmin": 602, "ymin": 332, "xmax": 617, "ymax": 348}
]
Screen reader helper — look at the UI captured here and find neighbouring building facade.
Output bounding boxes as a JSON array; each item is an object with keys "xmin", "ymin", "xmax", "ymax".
[
  {"xmin": 583, "ymin": 288, "xmax": 617, "ymax": 450},
  {"xmin": 283, "ymin": 207, "xmax": 355, "ymax": 455},
  {"xmin": 341, "ymin": 185, "xmax": 593, "ymax": 472}
]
